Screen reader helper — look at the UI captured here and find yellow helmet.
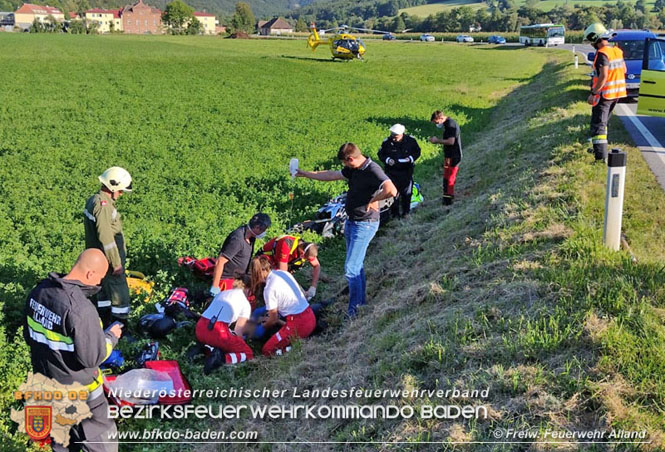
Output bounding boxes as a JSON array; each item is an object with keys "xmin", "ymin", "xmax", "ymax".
[
  {"xmin": 99, "ymin": 166, "xmax": 132, "ymax": 192},
  {"xmin": 584, "ymin": 23, "xmax": 609, "ymax": 44}
]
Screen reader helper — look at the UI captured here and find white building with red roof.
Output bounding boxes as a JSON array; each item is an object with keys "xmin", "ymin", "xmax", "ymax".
[
  {"xmin": 193, "ymin": 11, "xmax": 217, "ymax": 35},
  {"xmin": 14, "ymin": 3, "xmax": 64, "ymax": 29},
  {"xmin": 84, "ymin": 8, "xmax": 122, "ymax": 33}
]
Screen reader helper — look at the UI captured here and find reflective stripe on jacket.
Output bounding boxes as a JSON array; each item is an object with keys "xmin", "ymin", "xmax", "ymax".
[{"xmin": 24, "ymin": 273, "xmax": 118, "ymax": 394}]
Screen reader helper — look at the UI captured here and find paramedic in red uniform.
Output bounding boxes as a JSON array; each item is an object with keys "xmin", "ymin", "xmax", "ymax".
[
  {"xmin": 260, "ymin": 235, "xmax": 321, "ymax": 300},
  {"xmin": 196, "ymin": 278, "xmax": 253, "ymax": 374},
  {"xmin": 429, "ymin": 110, "xmax": 463, "ymax": 206},
  {"xmin": 209, "ymin": 213, "xmax": 271, "ymax": 297},
  {"xmin": 249, "ymin": 256, "xmax": 316, "ymax": 356}
]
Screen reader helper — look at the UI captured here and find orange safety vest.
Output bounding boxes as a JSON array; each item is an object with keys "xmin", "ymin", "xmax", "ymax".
[{"xmin": 592, "ymin": 46, "xmax": 627, "ymax": 106}]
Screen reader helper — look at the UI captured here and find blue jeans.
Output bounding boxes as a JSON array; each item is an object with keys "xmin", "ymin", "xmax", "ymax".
[{"xmin": 344, "ymin": 219, "xmax": 379, "ymax": 316}]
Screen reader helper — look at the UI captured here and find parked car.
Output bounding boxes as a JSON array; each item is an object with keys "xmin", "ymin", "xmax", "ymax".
[
  {"xmin": 420, "ymin": 34, "xmax": 435, "ymax": 42},
  {"xmin": 456, "ymin": 35, "xmax": 474, "ymax": 43},
  {"xmin": 383, "ymin": 33, "xmax": 396, "ymax": 41},
  {"xmin": 488, "ymin": 35, "xmax": 506, "ymax": 44},
  {"xmin": 587, "ymin": 29, "xmax": 657, "ymax": 98}
]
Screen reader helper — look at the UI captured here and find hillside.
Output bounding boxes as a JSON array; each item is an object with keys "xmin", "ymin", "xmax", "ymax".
[
  {"xmin": 399, "ymin": 0, "xmax": 658, "ymax": 16},
  {"xmin": 2, "ymin": 36, "xmax": 665, "ymax": 450},
  {"xmin": 195, "ymin": 48, "xmax": 665, "ymax": 448}
]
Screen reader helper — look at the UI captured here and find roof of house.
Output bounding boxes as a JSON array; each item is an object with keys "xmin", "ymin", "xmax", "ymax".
[
  {"xmin": 194, "ymin": 11, "xmax": 215, "ymax": 17},
  {"xmin": 261, "ymin": 17, "xmax": 291, "ymax": 30},
  {"xmin": 257, "ymin": 20, "xmax": 267, "ymax": 27},
  {"xmin": 15, "ymin": 3, "xmax": 63, "ymax": 15},
  {"xmin": 86, "ymin": 8, "xmax": 121, "ymax": 18},
  {"xmin": 122, "ymin": 0, "xmax": 160, "ymax": 15}
]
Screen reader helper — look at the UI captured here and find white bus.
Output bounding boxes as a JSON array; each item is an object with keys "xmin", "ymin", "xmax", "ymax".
[{"xmin": 520, "ymin": 23, "xmax": 565, "ymax": 46}]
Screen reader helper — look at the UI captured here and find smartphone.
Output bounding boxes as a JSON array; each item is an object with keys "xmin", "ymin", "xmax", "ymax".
[{"xmin": 105, "ymin": 321, "xmax": 124, "ymax": 332}]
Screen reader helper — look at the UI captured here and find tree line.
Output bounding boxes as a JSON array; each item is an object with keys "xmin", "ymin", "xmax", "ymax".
[{"xmin": 283, "ymin": 0, "xmax": 665, "ymax": 32}]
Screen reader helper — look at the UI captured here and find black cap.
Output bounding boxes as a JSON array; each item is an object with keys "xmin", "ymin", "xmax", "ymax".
[{"xmin": 608, "ymin": 149, "xmax": 627, "ymax": 168}]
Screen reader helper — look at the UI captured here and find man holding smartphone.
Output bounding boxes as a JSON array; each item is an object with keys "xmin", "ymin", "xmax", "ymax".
[{"xmin": 24, "ymin": 249, "xmax": 122, "ymax": 451}]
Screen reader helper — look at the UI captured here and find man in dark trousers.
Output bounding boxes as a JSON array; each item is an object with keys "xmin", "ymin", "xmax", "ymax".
[
  {"xmin": 297, "ymin": 142, "xmax": 397, "ymax": 317},
  {"xmin": 584, "ymin": 23, "xmax": 627, "ymax": 162},
  {"xmin": 378, "ymin": 123, "xmax": 421, "ymax": 218},
  {"xmin": 430, "ymin": 110, "xmax": 463, "ymax": 205},
  {"xmin": 24, "ymin": 248, "xmax": 122, "ymax": 451},
  {"xmin": 209, "ymin": 213, "xmax": 272, "ymax": 297}
]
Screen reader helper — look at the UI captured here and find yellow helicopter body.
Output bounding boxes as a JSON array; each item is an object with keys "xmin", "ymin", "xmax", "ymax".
[{"xmin": 307, "ymin": 25, "xmax": 366, "ymax": 60}]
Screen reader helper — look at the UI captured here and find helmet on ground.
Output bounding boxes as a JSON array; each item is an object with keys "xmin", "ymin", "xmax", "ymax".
[
  {"xmin": 99, "ymin": 167, "xmax": 133, "ymax": 192},
  {"xmin": 584, "ymin": 23, "xmax": 609, "ymax": 44},
  {"xmin": 138, "ymin": 313, "xmax": 176, "ymax": 338}
]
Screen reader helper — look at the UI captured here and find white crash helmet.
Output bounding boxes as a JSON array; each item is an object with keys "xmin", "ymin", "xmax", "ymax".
[{"xmin": 99, "ymin": 167, "xmax": 132, "ymax": 192}]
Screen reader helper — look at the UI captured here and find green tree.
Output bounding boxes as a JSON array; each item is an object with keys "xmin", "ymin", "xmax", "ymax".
[
  {"xmin": 656, "ymin": 0, "xmax": 665, "ymax": 12},
  {"xmin": 30, "ymin": 18, "xmax": 45, "ymax": 32},
  {"xmin": 68, "ymin": 19, "xmax": 86, "ymax": 33},
  {"xmin": 163, "ymin": 0, "xmax": 194, "ymax": 35},
  {"xmin": 231, "ymin": 2, "xmax": 255, "ymax": 33},
  {"xmin": 295, "ymin": 17, "xmax": 308, "ymax": 32},
  {"xmin": 391, "ymin": 14, "xmax": 405, "ymax": 32},
  {"xmin": 75, "ymin": 0, "xmax": 90, "ymax": 17},
  {"xmin": 635, "ymin": 0, "xmax": 646, "ymax": 13},
  {"xmin": 186, "ymin": 16, "xmax": 202, "ymax": 34}
]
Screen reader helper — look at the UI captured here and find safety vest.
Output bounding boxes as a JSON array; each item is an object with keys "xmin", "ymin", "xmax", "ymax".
[
  {"xmin": 592, "ymin": 46, "xmax": 627, "ymax": 106},
  {"xmin": 263, "ymin": 235, "xmax": 311, "ymax": 270}
]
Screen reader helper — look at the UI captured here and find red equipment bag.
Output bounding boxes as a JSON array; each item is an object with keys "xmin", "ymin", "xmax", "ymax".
[
  {"xmin": 144, "ymin": 360, "xmax": 192, "ymax": 404},
  {"xmin": 178, "ymin": 256, "xmax": 217, "ymax": 280}
]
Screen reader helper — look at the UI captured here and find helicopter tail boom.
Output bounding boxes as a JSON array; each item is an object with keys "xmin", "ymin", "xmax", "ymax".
[{"xmin": 307, "ymin": 24, "xmax": 324, "ymax": 52}]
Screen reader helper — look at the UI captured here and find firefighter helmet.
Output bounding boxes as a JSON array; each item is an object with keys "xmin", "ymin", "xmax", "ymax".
[
  {"xmin": 584, "ymin": 23, "xmax": 609, "ymax": 44},
  {"xmin": 99, "ymin": 167, "xmax": 133, "ymax": 193}
]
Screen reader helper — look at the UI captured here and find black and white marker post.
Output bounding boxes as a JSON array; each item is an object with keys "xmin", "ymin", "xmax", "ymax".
[{"xmin": 603, "ymin": 149, "xmax": 627, "ymax": 251}]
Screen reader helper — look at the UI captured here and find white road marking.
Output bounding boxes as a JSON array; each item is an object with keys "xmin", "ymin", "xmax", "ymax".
[{"xmin": 616, "ymin": 104, "xmax": 665, "ymax": 163}]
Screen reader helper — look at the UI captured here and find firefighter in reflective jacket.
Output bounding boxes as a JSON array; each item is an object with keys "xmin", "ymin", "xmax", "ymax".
[
  {"xmin": 24, "ymin": 249, "xmax": 122, "ymax": 452},
  {"xmin": 259, "ymin": 235, "xmax": 321, "ymax": 300},
  {"xmin": 84, "ymin": 167, "xmax": 132, "ymax": 327},
  {"xmin": 585, "ymin": 23, "xmax": 627, "ymax": 162}
]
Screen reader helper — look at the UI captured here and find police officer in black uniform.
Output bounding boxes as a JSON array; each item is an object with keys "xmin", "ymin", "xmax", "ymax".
[{"xmin": 377, "ymin": 124, "xmax": 421, "ymax": 218}]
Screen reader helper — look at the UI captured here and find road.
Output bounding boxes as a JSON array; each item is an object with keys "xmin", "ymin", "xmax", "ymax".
[{"xmin": 558, "ymin": 43, "xmax": 665, "ymax": 191}]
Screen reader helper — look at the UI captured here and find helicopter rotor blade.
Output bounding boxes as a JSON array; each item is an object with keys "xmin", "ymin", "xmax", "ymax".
[{"xmin": 345, "ymin": 26, "xmax": 391, "ymax": 34}]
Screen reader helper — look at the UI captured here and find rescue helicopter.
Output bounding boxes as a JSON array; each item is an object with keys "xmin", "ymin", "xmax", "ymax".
[{"xmin": 306, "ymin": 23, "xmax": 391, "ymax": 60}]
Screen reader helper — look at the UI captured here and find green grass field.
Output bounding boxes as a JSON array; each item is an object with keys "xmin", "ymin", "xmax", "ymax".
[
  {"xmin": 2, "ymin": 35, "xmax": 665, "ymax": 450},
  {"xmin": 400, "ymin": 0, "xmax": 658, "ymax": 15}
]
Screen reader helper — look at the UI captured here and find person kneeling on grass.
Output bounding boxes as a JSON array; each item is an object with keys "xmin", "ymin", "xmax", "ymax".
[
  {"xmin": 196, "ymin": 277, "xmax": 253, "ymax": 374},
  {"xmin": 250, "ymin": 256, "xmax": 316, "ymax": 356}
]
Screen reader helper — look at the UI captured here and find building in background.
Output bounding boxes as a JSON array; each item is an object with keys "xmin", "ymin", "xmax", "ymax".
[
  {"xmin": 85, "ymin": 9, "xmax": 122, "ymax": 33},
  {"xmin": 193, "ymin": 11, "xmax": 216, "ymax": 35},
  {"xmin": 0, "ymin": 11, "xmax": 14, "ymax": 30},
  {"xmin": 258, "ymin": 17, "xmax": 293, "ymax": 35},
  {"xmin": 14, "ymin": 3, "xmax": 64, "ymax": 30},
  {"xmin": 121, "ymin": 0, "xmax": 161, "ymax": 34}
]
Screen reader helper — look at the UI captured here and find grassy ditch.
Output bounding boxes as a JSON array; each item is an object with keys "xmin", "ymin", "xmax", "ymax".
[
  {"xmin": 200, "ymin": 54, "xmax": 665, "ymax": 450},
  {"xmin": 2, "ymin": 37, "xmax": 664, "ymax": 451}
]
